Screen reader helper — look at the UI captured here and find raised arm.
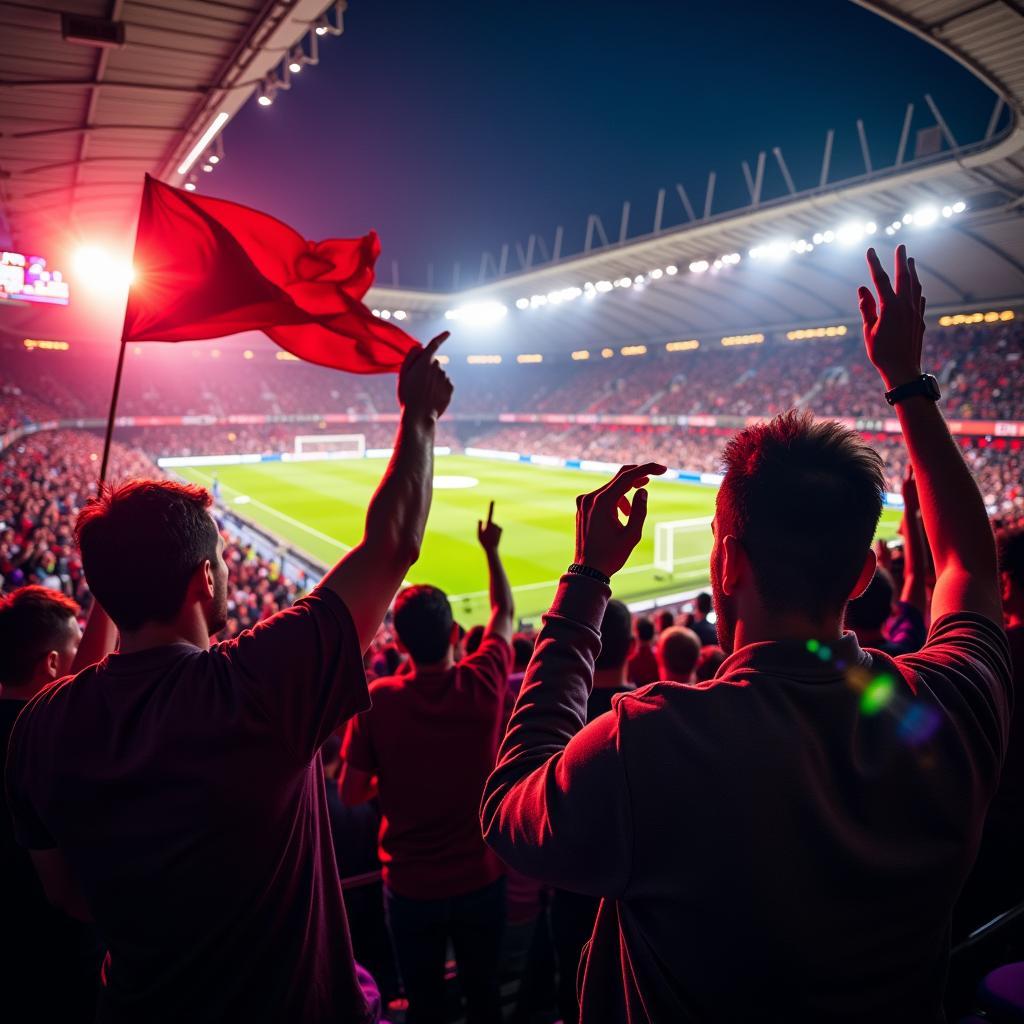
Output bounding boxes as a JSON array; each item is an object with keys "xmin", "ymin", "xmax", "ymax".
[
  {"xmin": 858, "ymin": 246, "xmax": 1000, "ymax": 624},
  {"xmin": 70, "ymin": 600, "xmax": 118, "ymax": 673},
  {"xmin": 481, "ymin": 463, "xmax": 664, "ymax": 894},
  {"xmin": 897, "ymin": 469, "xmax": 928, "ymax": 616},
  {"xmin": 478, "ymin": 501, "xmax": 514, "ymax": 644},
  {"xmin": 320, "ymin": 333, "xmax": 453, "ymax": 650}
]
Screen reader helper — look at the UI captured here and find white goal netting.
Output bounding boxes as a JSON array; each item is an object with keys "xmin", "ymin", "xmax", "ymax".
[
  {"xmin": 292, "ymin": 433, "xmax": 366, "ymax": 459},
  {"xmin": 653, "ymin": 517, "xmax": 712, "ymax": 574}
]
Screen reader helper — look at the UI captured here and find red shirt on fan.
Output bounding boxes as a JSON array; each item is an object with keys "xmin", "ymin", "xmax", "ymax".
[
  {"xmin": 342, "ymin": 635, "xmax": 512, "ymax": 898},
  {"xmin": 6, "ymin": 590, "xmax": 375, "ymax": 1024}
]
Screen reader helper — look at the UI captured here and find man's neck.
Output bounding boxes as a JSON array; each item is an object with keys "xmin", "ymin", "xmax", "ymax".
[
  {"xmin": 412, "ymin": 650, "xmax": 456, "ymax": 674},
  {"xmin": 119, "ymin": 613, "xmax": 211, "ymax": 656},
  {"xmin": 852, "ymin": 626, "xmax": 888, "ymax": 648},
  {"xmin": 731, "ymin": 614, "xmax": 844, "ymax": 652},
  {"xmin": 593, "ymin": 666, "xmax": 629, "ymax": 690},
  {"xmin": 0, "ymin": 678, "xmax": 52, "ymax": 702}
]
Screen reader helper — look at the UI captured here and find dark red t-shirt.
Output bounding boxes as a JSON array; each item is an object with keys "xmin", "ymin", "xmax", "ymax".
[
  {"xmin": 342, "ymin": 635, "xmax": 512, "ymax": 899},
  {"xmin": 627, "ymin": 644, "xmax": 660, "ymax": 686},
  {"xmin": 6, "ymin": 589, "xmax": 374, "ymax": 1024}
]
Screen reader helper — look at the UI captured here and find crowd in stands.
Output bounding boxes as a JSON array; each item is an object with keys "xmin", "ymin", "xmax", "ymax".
[{"xmin": 1, "ymin": 255, "xmax": 1023, "ymax": 1022}]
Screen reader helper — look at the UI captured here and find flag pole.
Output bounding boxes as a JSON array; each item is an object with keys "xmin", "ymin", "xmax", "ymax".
[{"xmin": 99, "ymin": 337, "xmax": 128, "ymax": 484}]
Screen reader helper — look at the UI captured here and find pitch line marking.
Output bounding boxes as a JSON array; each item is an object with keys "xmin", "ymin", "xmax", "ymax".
[{"xmin": 187, "ymin": 470, "xmax": 354, "ymax": 553}]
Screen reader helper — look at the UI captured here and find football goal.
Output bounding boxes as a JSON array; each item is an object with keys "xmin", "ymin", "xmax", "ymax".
[
  {"xmin": 292, "ymin": 433, "xmax": 366, "ymax": 459},
  {"xmin": 653, "ymin": 517, "xmax": 711, "ymax": 574}
]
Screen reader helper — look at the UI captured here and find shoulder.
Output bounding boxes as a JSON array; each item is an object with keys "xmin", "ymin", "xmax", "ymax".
[{"xmin": 463, "ymin": 635, "xmax": 513, "ymax": 675}]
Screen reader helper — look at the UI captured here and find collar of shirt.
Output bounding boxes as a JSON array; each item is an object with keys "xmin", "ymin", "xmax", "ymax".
[{"xmin": 714, "ymin": 631, "xmax": 872, "ymax": 684}]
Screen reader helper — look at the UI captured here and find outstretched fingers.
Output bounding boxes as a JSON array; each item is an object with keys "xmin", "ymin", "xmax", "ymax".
[{"xmin": 865, "ymin": 248, "xmax": 894, "ymax": 304}]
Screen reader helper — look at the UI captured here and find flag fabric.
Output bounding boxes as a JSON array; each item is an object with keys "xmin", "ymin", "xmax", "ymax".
[{"xmin": 122, "ymin": 174, "xmax": 420, "ymax": 373}]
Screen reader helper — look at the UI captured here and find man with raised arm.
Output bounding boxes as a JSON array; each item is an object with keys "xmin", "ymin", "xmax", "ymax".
[
  {"xmin": 5, "ymin": 334, "xmax": 453, "ymax": 1024},
  {"xmin": 340, "ymin": 501, "xmax": 514, "ymax": 1024},
  {"xmin": 481, "ymin": 246, "xmax": 1011, "ymax": 1022}
]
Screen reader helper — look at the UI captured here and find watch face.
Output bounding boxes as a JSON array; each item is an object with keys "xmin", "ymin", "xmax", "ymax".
[{"xmin": 923, "ymin": 374, "xmax": 941, "ymax": 400}]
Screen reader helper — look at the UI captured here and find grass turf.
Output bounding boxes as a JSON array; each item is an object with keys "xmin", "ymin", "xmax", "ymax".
[{"xmin": 180, "ymin": 455, "xmax": 903, "ymax": 626}]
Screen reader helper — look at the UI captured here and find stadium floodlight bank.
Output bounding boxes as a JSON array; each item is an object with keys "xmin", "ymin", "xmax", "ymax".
[{"xmin": 292, "ymin": 433, "xmax": 366, "ymax": 460}]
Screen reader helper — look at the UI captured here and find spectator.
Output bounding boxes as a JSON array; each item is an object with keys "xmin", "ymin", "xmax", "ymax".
[
  {"xmin": 656, "ymin": 610, "xmax": 674, "ymax": 633},
  {"xmin": 340, "ymin": 502, "xmax": 515, "ymax": 1024},
  {"xmin": 0, "ymin": 587, "xmax": 110, "ymax": 1020},
  {"xmin": 508, "ymin": 632, "xmax": 534, "ymax": 694},
  {"xmin": 845, "ymin": 568, "xmax": 905, "ymax": 655},
  {"xmin": 694, "ymin": 644, "xmax": 726, "ymax": 682},
  {"xmin": 627, "ymin": 616, "xmax": 659, "ymax": 685},
  {"xmin": 481, "ymin": 248, "xmax": 1011, "ymax": 1020},
  {"xmin": 465, "ymin": 623, "xmax": 485, "ymax": 656},
  {"xmin": 550, "ymin": 598, "xmax": 635, "ymax": 1024},
  {"xmin": 689, "ymin": 591, "xmax": 718, "ymax": 646},
  {"xmin": 656, "ymin": 626, "xmax": 701, "ymax": 684},
  {"xmin": 954, "ymin": 525, "xmax": 1024, "ymax": 937},
  {"xmin": 5, "ymin": 337, "xmax": 453, "ymax": 1024}
]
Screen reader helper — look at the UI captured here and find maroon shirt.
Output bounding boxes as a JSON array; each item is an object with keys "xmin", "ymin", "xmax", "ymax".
[
  {"xmin": 6, "ymin": 589, "xmax": 375, "ymax": 1024},
  {"xmin": 627, "ymin": 644, "xmax": 659, "ymax": 686},
  {"xmin": 343, "ymin": 635, "xmax": 512, "ymax": 899},
  {"xmin": 482, "ymin": 576, "xmax": 1012, "ymax": 1022}
]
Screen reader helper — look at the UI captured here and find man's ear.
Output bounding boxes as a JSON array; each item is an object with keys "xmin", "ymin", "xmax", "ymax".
[
  {"xmin": 191, "ymin": 559, "xmax": 215, "ymax": 603},
  {"xmin": 850, "ymin": 548, "xmax": 878, "ymax": 602},
  {"xmin": 43, "ymin": 649, "xmax": 60, "ymax": 681},
  {"xmin": 720, "ymin": 535, "xmax": 746, "ymax": 596}
]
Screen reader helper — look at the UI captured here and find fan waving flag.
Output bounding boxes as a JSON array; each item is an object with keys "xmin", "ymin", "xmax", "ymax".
[{"xmin": 122, "ymin": 174, "xmax": 420, "ymax": 373}]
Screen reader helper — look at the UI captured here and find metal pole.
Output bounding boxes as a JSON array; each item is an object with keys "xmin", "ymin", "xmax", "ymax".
[{"xmin": 99, "ymin": 337, "xmax": 128, "ymax": 484}]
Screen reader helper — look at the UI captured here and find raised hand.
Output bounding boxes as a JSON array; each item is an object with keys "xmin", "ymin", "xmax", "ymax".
[
  {"xmin": 575, "ymin": 463, "xmax": 666, "ymax": 578},
  {"xmin": 857, "ymin": 244, "xmax": 927, "ymax": 389},
  {"xmin": 478, "ymin": 501, "xmax": 502, "ymax": 553},
  {"xmin": 398, "ymin": 332, "xmax": 454, "ymax": 423}
]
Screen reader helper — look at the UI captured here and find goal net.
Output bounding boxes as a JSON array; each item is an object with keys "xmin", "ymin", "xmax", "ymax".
[
  {"xmin": 654, "ymin": 518, "xmax": 707, "ymax": 574},
  {"xmin": 293, "ymin": 433, "xmax": 366, "ymax": 459}
]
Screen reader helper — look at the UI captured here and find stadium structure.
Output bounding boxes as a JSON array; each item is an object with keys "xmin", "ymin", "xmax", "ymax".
[{"xmin": 2, "ymin": 0, "xmax": 1024, "ymax": 621}]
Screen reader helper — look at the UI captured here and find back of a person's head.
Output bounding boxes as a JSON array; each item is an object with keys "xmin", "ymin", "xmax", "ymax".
[
  {"xmin": 635, "ymin": 616, "xmax": 655, "ymax": 644},
  {"xmin": 658, "ymin": 627, "xmax": 701, "ymax": 683},
  {"xmin": 657, "ymin": 611, "xmax": 675, "ymax": 632},
  {"xmin": 695, "ymin": 592, "xmax": 713, "ymax": 616},
  {"xmin": 998, "ymin": 527, "xmax": 1024, "ymax": 601},
  {"xmin": 0, "ymin": 586, "xmax": 80, "ymax": 687},
  {"xmin": 393, "ymin": 585, "xmax": 454, "ymax": 665},
  {"xmin": 382, "ymin": 644, "xmax": 403, "ymax": 676},
  {"xmin": 464, "ymin": 623, "xmax": 485, "ymax": 656},
  {"xmin": 75, "ymin": 479, "xmax": 218, "ymax": 632},
  {"xmin": 845, "ymin": 567, "xmax": 895, "ymax": 632},
  {"xmin": 694, "ymin": 644, "xmax": 726, "ymax": 682},
  {"xmin": 511, "ymin": 633, "xmax": 534, "ymax": 671},
  {"xmin": 718, "ymin": 410, "xmax": 884, "ymax": 620},
  {"xmin": 596, "ymin": 599, "xmax": 632, "ymax": 671}
]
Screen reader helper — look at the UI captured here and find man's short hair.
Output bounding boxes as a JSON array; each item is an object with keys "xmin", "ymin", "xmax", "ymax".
[
  {"xmin": 596, "ymin": 599, "xmax": 632, "ymax": 670},
  {"xmin": 695, "ymin": 592, "xmax": 712, "ymax": 616},
  {"xmin": 657, "ymin": 611, "xmax": 675, "ymax": 632},
  {"xmin": 658, "ymin": 627, "xmax": 701, "ymax": 682},
  {"xmin": 695, "ymin": 645, "xmax": 726, "ymax": 682},
  {"xmin": 845, "ymin": 567, "xmax": 895, "ymax": 631},
  {"xmin": 0, "ymin": 586, "xmax": 79, "ymax": 686},
  {"xmin": 393, "ymin": 585, "xmax": 454, "ymax": 665},
  {"xmin": 998, "ymin": 527, "xmax": 1024, "ymax": 592},
  {"xmin": 75, "ymin": 479, "xmax": 219, "ymax": 632},
  {"xmin": 635, "ymin": 616, "xmax": 655, "ymax": 643},
  {"xmin": 718, "ymin": 410, "xmax": 884, "ymax": 619},
  {"xmin": 511, "ymin": 633, "xmax": 534, "ymax": 670}
]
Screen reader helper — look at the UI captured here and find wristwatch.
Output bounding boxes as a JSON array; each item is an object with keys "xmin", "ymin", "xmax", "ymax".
[{"xmin": 884, "ymin": 373, "xmax": 941, "ymax": 407}]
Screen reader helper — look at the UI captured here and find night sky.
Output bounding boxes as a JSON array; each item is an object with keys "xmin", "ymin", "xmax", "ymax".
[{"xmin": 209, "ymin": 0, "xmax": 996, "ymax": 290}]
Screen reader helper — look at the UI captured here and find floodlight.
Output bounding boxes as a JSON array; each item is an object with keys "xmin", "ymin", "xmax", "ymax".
[
  {"xmin": 515, "ymin": 297, "xmax": 529, "ymax": 310},
  {"xmin": 952, "ymin": 200, "xmax": 966, "ymax": 213},
  {"xmin": 913, "ymin": 206, "xmax": 938, "ymax": 227},
  {"xmin": 689, "ymin": 260, "xmax": 709, "ymax": 274},
  {"xmin": 665, "ymin": 265, "xmax": 678, "ymax": 275}
]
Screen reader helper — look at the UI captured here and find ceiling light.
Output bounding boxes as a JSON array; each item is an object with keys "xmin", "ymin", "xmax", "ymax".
[
  {"xmin": 176, "ymin": 111, "xmax": 230, "ymax": 175},
  {"xmin": 515, "ymin": 297, "xmax": 529, "ymax": 310}
]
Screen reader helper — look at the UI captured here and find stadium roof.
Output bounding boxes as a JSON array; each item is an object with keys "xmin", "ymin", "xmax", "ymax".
[
  {"xmin": 0, "ymin": 0, "xmax": 344, "ymax": 253},
  {"xmin": 368, "ymin": 0, "xmax": 1024, "ymax": 348}
]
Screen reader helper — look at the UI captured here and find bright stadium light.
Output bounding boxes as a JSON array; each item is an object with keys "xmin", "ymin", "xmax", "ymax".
[
  {"xmin": 913, "ymin": 206, "xmax": 939, "ymax": 227},
  {"xmin": 952, "ymin": 200, "xmax": 967, "ymax": 213},
  {"xmin": 208, "ymin": 154, "xmax": 220, "ymax": 165},
  {"xmin": 176, "ymin": 111, "xmax": 230, "ymax": 175},
  {"xmin": 445, "ymin": 301, "xmax": 508, "ymax": 325},
  {"xmin": 836, "ymin": 222, "xmax": 865, "ymax": 245},
  {"xmin": 515, "ymin": 297, "xmax": 529, "ymax": 310},
  {"xmin": 649, "ymin": 268, "xmax": 663, "ymax": 280},
  {"xmin": 393, "ymin": 310, "xmax": 407, "ymax": 320},
  {"xmin": 183, "ymin": 182, "xmax": 197, "ymax": 192},
  {"xmin": 689, "ymin": 260, "xmax": 709, "ymax": 274},
  {"xmin": 595, "ymin": 279, "xmax": 614, "ymax": 292},
  {"xmin": 665, "ymin": 264, "xmax": 678, "ymax": 275},
  {"xmin": 73, "ymin": 245, "xmax": 134, "ymax": 291},
  {"xmin": 530, "ymin": 294, "xmax": 547, "ymax": 308}
]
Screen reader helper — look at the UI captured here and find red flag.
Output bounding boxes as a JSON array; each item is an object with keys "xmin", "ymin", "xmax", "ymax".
[{"xmin": 122, "ymin": 174, "xmax": 419, "ymax": 373}]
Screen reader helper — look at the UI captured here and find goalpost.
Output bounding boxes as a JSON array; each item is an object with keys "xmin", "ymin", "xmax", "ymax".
[
  {"xmin": 292, "ymin": 433, "xmax": 366, "ymax": 460},
  {"xmin": 654, "ymin": 518, "xmax": 706, "ymax": 574}
]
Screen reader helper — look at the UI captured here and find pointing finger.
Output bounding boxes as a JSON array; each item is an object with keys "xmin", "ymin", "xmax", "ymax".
[
  {"xmin": 423, "ymin": 331, "xmax": 450, "ymax": 360},
  {"xmin": 487, "ymin": 500, "xmax": 494, "ymax": 527},
  {"xmin": 865, "ymin": 248, "xmax": 894, "ymax": 303}
]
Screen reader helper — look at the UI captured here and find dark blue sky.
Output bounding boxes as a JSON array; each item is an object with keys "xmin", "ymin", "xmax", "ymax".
[{"xmin": 210, "ymin": 0, "xmax": 998, "ymax": 289}]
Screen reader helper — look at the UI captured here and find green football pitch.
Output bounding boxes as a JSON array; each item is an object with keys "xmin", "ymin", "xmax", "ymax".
[{"xmin": 180, "ymin": 456, "xmax": 903, "ymax": 625}]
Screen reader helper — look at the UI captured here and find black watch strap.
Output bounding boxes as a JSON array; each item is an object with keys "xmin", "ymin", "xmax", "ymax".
[
  {"xmin": 884, "ymin": 373, "xmax": 941, "ymax": 407},
  {"xmin": 567, "ymin": 563, "xmax": 611, "ymax": 586}
]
